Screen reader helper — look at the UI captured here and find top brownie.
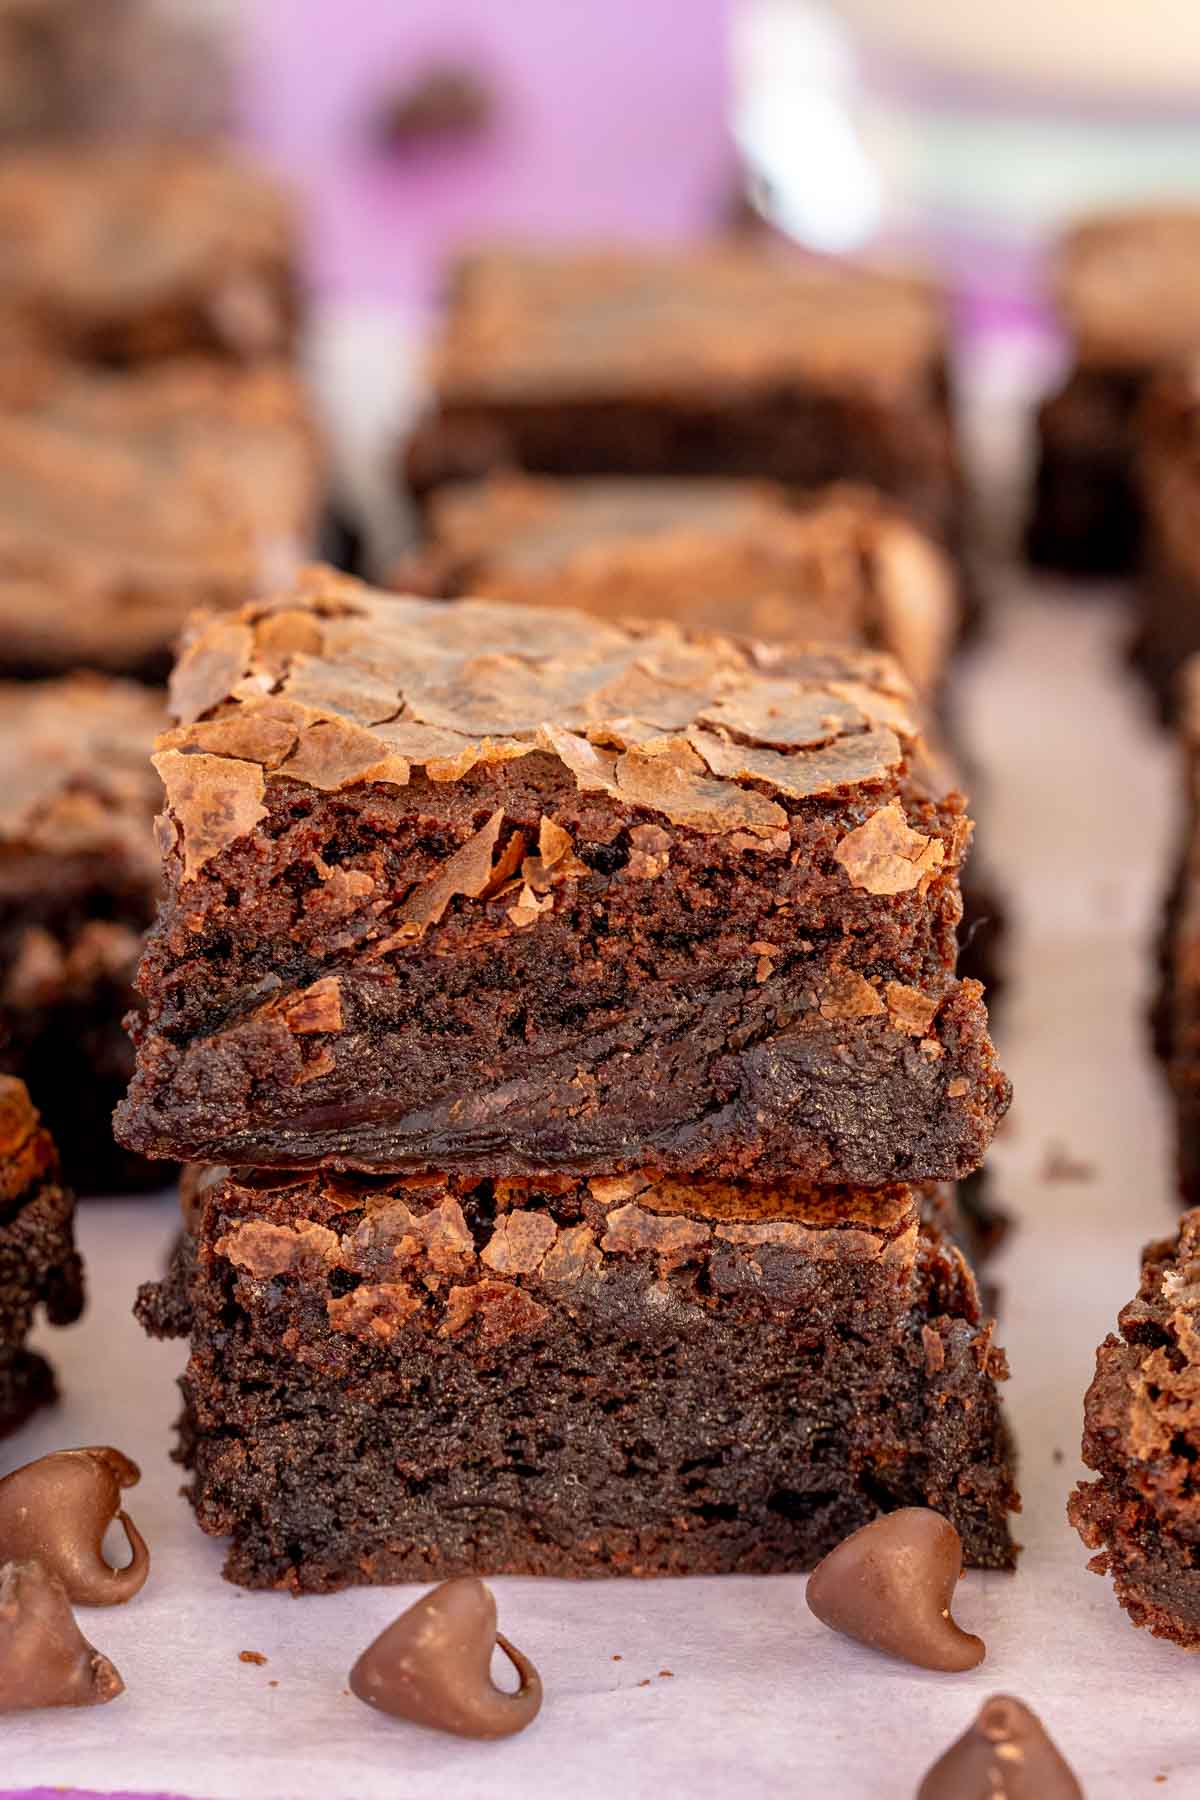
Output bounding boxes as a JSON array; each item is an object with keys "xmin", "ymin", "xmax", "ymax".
[
  {"xmin": 0, "ymin": 145, "xmax": 297, "ymax": 363},
  {"xmin": 1054, "ymin": 208, "xmax": 1200, "ymax": 370},
  {"xmin": 395, "ymin": 476, "xmax": 958, "ymax": 697},
  {"xmin": 115, "ymin": 568, "xmax": 1009, "ymax": 1183},
  {"xmin": 405, "ymin": 247, "xmax": 960, "ymax": 534},
  {"xmin": 0, "ymin": 355, "xmax": 322, "ymax": 678}
]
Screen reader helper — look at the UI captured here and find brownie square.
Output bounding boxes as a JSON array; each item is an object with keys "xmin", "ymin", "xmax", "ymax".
[
  {"xmin": 0, "ymin": 356, "xmax": 323, "ymax": 680},
  {"xmin": 395, "ymin": 475, "xmax": 960, "ymax": 697},
  {"xmin": 0, "ymin": 674, "xmax": 164, "ymax": 1193},
  {"xmin": 0, "ymin": 1074, "xmax": 83, "ymax": 1436},
  {"xmin": 404, "ymin": 248, "xmax": 962, "ymax": 538},
  {"xmin": 1070, "ymin": 1207, "xmax": 1200, "ymax": 1647},
  {"xmin": 115, "ymin": 568, "xmax": 1009, "ymax": 1184},
  {"xmin": 138, "ymin": 1164, "xmax": 1017, "ymax": 1592},
  {"xmin": 1132, "ymin": 362, "xmax": 1200, "ymax": 714},
  {"xmin": 1029, "ymin": 207, "xmax": 1200, "ymax": 575},
  {"xmin": 0, "ymin": 144, "xmax": 298, "ymax": 363}
]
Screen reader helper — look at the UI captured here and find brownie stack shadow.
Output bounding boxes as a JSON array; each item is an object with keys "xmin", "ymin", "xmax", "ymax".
[{"xmin": 121, "ymin": 565, "xmax": 1017, "ymax": 1592}]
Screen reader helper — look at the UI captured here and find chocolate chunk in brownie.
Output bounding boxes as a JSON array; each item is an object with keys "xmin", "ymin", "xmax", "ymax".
[
  {"xmin": 1028, "ymin": 207, "xmax": 1200, "ymax": 575},
  {"xmin": 0, "ymin": 1074, "xmax": 83, "ymax": 1436},
  {"xmin": 1070, "ymin": 1206, "xmax": 1200, "ymax": 1647},
  {"xmin": 404, "ymin": 247, "xmax": 962, "ymax": 539},
  {"xmin": 137, "ymin": 1165, "xmax": 1017, "ymax": 1592},
  {"xmin": 0, "ymin": 674, "xmax": 164, "ymax": 1192},
  {"xmin": 0, "ymin": 356, "xmax": 322, "ymax": 680},
  {"xmin": 0, "ymin": 145, "xmax": 298, "ymax": 364},
  {"xmin": 115, "ymin": 568, "xmax": 1009, "ymax": 1184},
  {"xmin": 394, "ymin": 475, "xmax": 961, "ymax": 696}
]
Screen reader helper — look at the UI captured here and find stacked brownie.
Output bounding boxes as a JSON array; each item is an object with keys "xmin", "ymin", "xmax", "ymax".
[
  {"xmin": 1158, "ymin": 658, "xmax": 1200, "ymax": 1204},
  {"xmin": 0, "ymin": 1072, "xmax": 83, "ymax": 1435},
  {"xmin": 1134, "ymin": 362, "xmax": 1200, "ymax": 715},
  {"xmin": 128, "ymin": 567, "xmax": 1016, "ymax": 1591},
  {"xmin": 404, "ymin": 246, "xmax": 964, "ymax": 543},
  {"xmin": 1029, "ymin": 206, "xmax": 1200, "ymax": 576}
]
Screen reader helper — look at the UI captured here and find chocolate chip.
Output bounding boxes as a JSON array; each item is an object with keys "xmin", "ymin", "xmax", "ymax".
[
  {"xmin": 805, "ymin": 1508, "xmax": 984, "ymax": 1672},
  {"xmin": 917, "ymin": 1695, "xmax": 1084, "ymax": 1798},
  {"xmin": 349, "ymin": 1576, "xmax": 542, "ymax": 1739},
  {"xmin": 0, "ymin": 1561, "xmax": 124, "ymax": 1712},
  {"xmin": 0, "ymin": 1447, "xmax": 150, "ymax": 1606}
]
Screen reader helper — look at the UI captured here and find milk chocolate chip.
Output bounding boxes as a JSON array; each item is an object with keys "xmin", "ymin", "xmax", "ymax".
[
  {"xmin": 0, "ymin": 1447, "xmax": 150, "ymax": 1605},
  {"xmin": 0, "ymin": 1561, "xmax": 124, "ymax": 1711},
  {"xmin": 349, "ymin": 1576, "xmax": 542, "ymax": 1738},
  {"xmin": 917, "ymin": 1695, "xmax": 1085, "ymax": 1798},
  {"xmin": 805, "ymin": 1508, "xmax": 984, "ymax": 1671}
]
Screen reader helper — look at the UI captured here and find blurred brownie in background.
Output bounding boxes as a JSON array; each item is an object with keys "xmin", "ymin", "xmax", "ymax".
[
  {"xmin": 1029, "ymin": 208, "xmax": 1200, "ymax": 576},
  {"xmin": 1134, "ymin": 362, "xmax": 1200, "ymax": 715},
  {"xmin": 0, "ymin": 356, "xmax": 322, "ymax": 680},
  {"xmin": 395, "ymin": 475, "xmax": 961, "ymax": 696},
  {"xmin": 0, "ymin": 145, "xmax": 299, "ymax": 364},
  {"xmin": 0, "ymin": 1073, "xmax": 83, "ymax": 1434},
  {"xmin": 0, "ymin": 0, "xmax": 229, "ymax": 144},
  {"xmin": 0, "ymin": 675, "xmax": 164, "ymax": 1193},
  {"xmin": 404, "ymin": 248, "xmax": 962, "ymax": 541}
]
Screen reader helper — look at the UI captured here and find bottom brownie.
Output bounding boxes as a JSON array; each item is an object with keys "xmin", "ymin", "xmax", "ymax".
[
  {"xmin": 1070, "ymin": 1207, "xmax": 1200, "ymax": 1648},
  {"xmin": 139, "ymin": 1166, "xmax": 1017, "ymax": 1593},
  {"xmin": 0, "ymin": 1075, "xmax": 84, "ymax": 1437}
]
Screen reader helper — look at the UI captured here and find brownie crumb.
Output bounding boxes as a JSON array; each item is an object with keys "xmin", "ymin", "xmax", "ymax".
[
  {"xmin": 238, "ymin": 1650, "xmax": 268, "ymax": 1666},
  {"xmin": 1039, "ymin": 1141, "xmax": 1096, "ymax": 1184}
]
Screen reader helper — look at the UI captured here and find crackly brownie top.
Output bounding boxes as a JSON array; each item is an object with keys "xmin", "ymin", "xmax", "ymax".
[
  {"xmin": 0, "ymin": 356, "xmax": 320, "ymax": 661},
  {"xmin": 412, "ymin": 475, "xmax": 956, "ymax": 694},
  {"xmin": 1057, "ymin": 208, "xmax": 1200, "ymax": 367},
  {"xmin": 0, "ymin": 673, "xmax": 162, "ymax": 867},
  {"xmin": 0, "ymin": 144, "xmax": 293, "ymax": 349},
  {"xmin": 157, "ymin": 566, "xmax": 934, "ymax": 881},
  {"xmin": 1089, "ymin": 1210, "xmax": 1200, "ymax": 1510},
  {"xmin": 429, "ymin": 247, "xmax": 945, "ymax": 403}
]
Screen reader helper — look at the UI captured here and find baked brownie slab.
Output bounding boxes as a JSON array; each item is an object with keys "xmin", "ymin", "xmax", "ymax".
[
  {"xmin": 116, "ymin": 569, "xmax": 1009, "ymax": 1183},
  {"xmin": 0, "ymin": 144, "xmax": 298, "ymax": 363},
  {"xmin": 1159, "ymin": 658, "xmax": 1200, "ymax": 1202},
  {"xmin": 1070, "ymin": 1207, "xmax": 1200, "ymax": 1647},
  {"xmin": 138, "ymin": 1165, "xmax": 1017, "ymax": 1592},
  {"xmin": 405, "ymin": 247, "xmax": 962, "ymax": 538},
  {"xmin": 0, "ymin": 1074, "xmax": 83, "ymax": 1436},
  {"xmin": 1029, "ymin": 207, "xmax": 1200, "ymax": 575},
  {"xmin": 395, "ymin": 475, "xmax": 960, "ymax": 696},
  {"xmin": 0, "ymin": 674, "xmax": 163, "ymax": 1192},
  {"xmin": 0, "ymin": 356, "xmax": 323, "ymax": 680}
]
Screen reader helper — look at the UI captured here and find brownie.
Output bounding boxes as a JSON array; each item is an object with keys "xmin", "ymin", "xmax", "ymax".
[
  {"xmin": 0, "ymin": 1074, "xmax": 83, "ymax": 1435},
  {"xmin": 0, "ymin": 0, "xmax": 229, "ymax": 144},
  {"xmin": 115, "ymin": 568, "xmax": 1009, "ymax": 1184},
  {"xmin": 404, "ymin": 248, "xmax": 962, "ymax": 539},
  {"xmin": 1069, "ymin": 1207, "xmax": 1200, "ymax": 1647},
  {"xmin": 0, "ymin": 144, "xmax": 298, "ymax": 364},
  {"xmin": 394, "ymin": 475, "xmax": 961, "ymax": 696},
  {"xmin": 0, "ymin": 674, "xmax": 164, "ymax": 1193},
  {"xmin": 0, "ymin": 355, "xmax": 323, "ymax": 680},
  {"xmin": 1029, "ymin": 207, "xmax": 1200, "ymax": 575},
  {"xmin": 1133, "ymin": 362, "xmax": 1200, "ymax": 715},
  {"xmin": 1158, "ymin": 658, "xmax": 1200, "ymax": 1202},
  {"xmin": 137, "ymin": 1164, "xmax": 1017, "ymax": 1592}
]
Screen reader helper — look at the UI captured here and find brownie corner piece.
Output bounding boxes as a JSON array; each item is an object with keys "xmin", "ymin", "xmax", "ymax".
[
  {"xmin": 1069, "ymin": 1206, "xmax": 1200, "ymax": 1647},
  {"xmin": 116, "ymin": 569, "xmax": 1008, "ymax": 1185},
  {"xmin": 0, "ymin": 1073, "xmax": 83, "ymax": 1437},
  {"xmin": 144, "ymin": 1166, "xmax": 1017, "ymax": 1592}
]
